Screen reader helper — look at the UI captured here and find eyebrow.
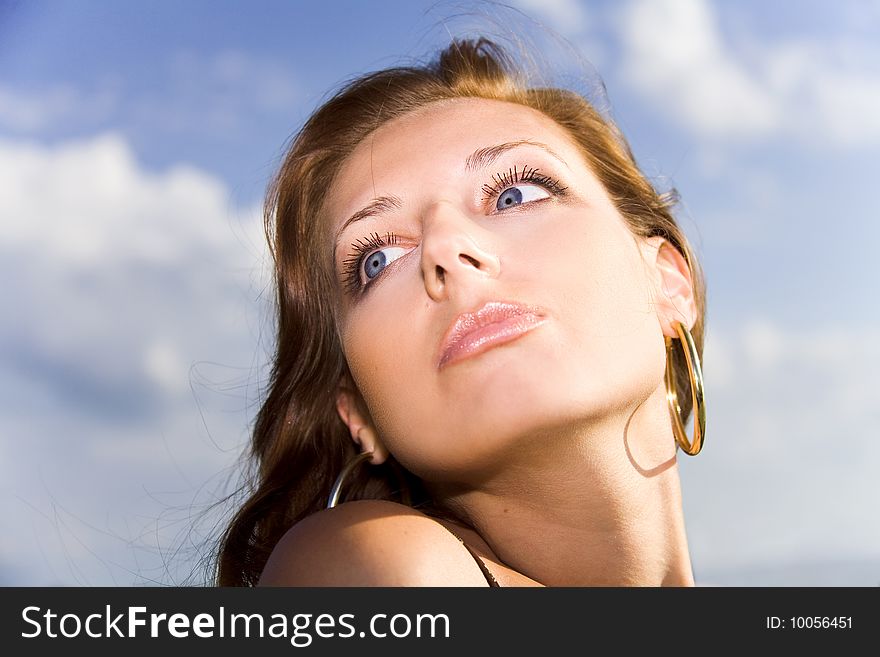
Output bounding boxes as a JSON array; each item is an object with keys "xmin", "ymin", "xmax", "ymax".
[
  {"xmin": 334, "ymin": 195, "xmax": 403, "ymax": 250},
  {"xmin": 464, "ymin": 139, "xmax": 569, "ymax": 173},
  {"xmin": 334, "ymin": 140, "xmax": 569, "ymax": 250}
]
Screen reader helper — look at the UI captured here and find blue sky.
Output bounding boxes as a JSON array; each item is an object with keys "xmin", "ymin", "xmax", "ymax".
[{"xmin": 1, "ymin": 0, "xmax": 878, "ymax": 585}]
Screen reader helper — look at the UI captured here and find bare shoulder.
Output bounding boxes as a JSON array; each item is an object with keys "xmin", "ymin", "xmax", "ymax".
[{"xmin": 257, "ymin": 500, "xmax": 494, "ymax": 586}]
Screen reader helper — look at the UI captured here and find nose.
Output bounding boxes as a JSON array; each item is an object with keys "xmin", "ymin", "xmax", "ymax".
[{"xmin": 420, "ymin": 200, "xmax": 502, "ymax": 302}]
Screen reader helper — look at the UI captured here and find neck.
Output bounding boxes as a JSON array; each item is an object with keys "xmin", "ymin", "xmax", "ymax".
[{"xmin": 430, "ymin": 384, "xmax": 696, "ymax": 587}]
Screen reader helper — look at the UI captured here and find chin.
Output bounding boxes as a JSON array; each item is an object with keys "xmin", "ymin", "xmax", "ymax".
[
  {"xmin": 442, "ymin": 345, "xmax": 578, "ymax": 420},
  {"xmin": 473, "ymin": 344, "xmax": 643, "ymax": 419}
]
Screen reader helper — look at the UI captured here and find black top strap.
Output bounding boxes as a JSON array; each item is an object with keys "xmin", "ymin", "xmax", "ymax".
[{"xmin": 437, "ymin": 523, "xmax": 500, "ymax": 587}]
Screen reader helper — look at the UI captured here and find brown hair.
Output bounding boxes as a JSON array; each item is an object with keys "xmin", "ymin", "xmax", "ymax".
[{"xmin": 215, "ymin": 38, "xmax": 706, "ymax": 586}]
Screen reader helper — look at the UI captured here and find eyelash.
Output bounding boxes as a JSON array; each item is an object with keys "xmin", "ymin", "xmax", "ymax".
[
  {"xmin": 342, "ymin": 165, "xmax": 568, "ymax": 296},
  {"xmin": 342, "ymin": 231, "xmax": 400, "ymax": 297},
  {"xmin": 480, "ymin": 164, "xmax": 568, "ymax": 203}
]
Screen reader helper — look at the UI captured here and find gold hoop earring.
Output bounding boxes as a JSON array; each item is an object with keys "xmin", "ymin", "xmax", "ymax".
[
  {"xmin": 327, "ymin": 451, "xmax": 374, "ymax": 509},
  {"xmin": 664, "ymin": 321, "xmax": 706, "ymax": 456}
]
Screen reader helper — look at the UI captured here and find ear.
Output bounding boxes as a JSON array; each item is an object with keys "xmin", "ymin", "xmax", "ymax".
[
  {"xmin": 335, "ymin": 380, "xmax": 390, "ymax": 465},
  {"xmin": 642, "ymin": 236, "xmax": 698, "ymax": 339}
]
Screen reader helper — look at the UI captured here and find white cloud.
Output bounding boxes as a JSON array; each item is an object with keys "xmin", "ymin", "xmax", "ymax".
[
  {"xmin": 202, "ymin": 50, "xmax": 300, "ymax": 112},
  {"xmin": 0, "ymin": 49, "xmax": 299, "ymax": 138},
  {"xmin": 0, "ymin": 84, "xmax": 117, "ymax": 132},
  {"xmin": 513, "ymin": 0, "xmax": 590, "ymax": 36},
  {"xmin": 505, "ymin": 0, "xmax": 608, "ymax": 77},
  {"xmin": 0, "ymin": 134, "xmax": 270, "ymax": 584},
  {"xmin": 0, "ymin": 133, "xmax": 238, "ymax": 264},
  {"xmin": 617, "ymin": 0, "xmax": 880, "ymax": 147},
  {"xmin": 133, "ymin": 49, "xmax": 300, "ymax": 136},
  {"xmin": 683, "ymin": 318, "xmax": 880, "ymax": 579},
  {"xmin": 143, "ymin": 341, "xmax": 189, "ymax": 395},
  {"xmin": 619, "ymin": 0, "xmax": 776, "ymax": 137}
]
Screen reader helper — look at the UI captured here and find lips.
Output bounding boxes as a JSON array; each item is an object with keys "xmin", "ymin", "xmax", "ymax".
[{"xmin": 438, "ymin": 301, "xmax": 547, "ymax": 369}]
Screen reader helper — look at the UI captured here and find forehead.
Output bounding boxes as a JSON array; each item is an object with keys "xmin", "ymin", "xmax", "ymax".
[{"xmin": 324, "ymin": 97, "xmax": 582, "ymax": 225}]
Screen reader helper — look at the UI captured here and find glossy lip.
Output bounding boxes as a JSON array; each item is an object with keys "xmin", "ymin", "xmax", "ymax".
[{"xmin": 437, "ymin": 301, "xmax": 548, "ymax": 370}]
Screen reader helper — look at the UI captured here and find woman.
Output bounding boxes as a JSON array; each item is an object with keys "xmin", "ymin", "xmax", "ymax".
[{"xmin": 217, "ymin": 37, "xmax": 707, "ymax": 587}]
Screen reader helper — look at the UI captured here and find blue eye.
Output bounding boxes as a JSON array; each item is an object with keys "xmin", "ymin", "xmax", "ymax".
[
  {"xmin": 495, "ymin": 183, "xmax": 550, "ymax": 211},
  {"xmin": 361, "ymin": 246, "xmax": 407, "ymax": 280}
]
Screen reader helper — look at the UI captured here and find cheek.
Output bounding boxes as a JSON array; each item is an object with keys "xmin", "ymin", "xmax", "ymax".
[
  {"xmin": 338, "ymin": 292, "xmax": 430, "ymax": 434},
  {"xmin": 340, "ymin": 307, "xmax": 401, "ymax": 396},
  {"xmin": 545, "ymin": 219, "xmax": 664, "ymax": 385},
  {"xmin": 540, "ymin": 218, "xmax": 636, "ymax": 311},
  {"xmin": 551, "ymin": 207, "xmax": 651, "ymax": 314}
]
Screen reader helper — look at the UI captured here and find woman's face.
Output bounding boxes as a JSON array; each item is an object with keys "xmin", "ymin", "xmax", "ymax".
[{"xmin": 325, "ymin": 97, "xmax": 669, "ymax": 481}]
